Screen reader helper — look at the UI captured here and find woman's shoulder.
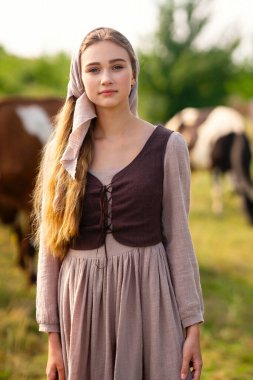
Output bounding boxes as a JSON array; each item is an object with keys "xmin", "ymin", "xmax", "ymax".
[
  {"xmin": 136, "ymin": 118, "xmax": 188, "ymax": 155},
  {"xmin": 162, "ymin": 129, "xmax": 190, "ymax": 170},
  {"xmin": 165, "ymin": 129, "xmax": 188, "ymax": 154}
]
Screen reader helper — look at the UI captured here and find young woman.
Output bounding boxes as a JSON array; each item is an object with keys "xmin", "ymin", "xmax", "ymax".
[{"xmin": 34, "ymin": 27, "xmax": 204, "ymax": 380}]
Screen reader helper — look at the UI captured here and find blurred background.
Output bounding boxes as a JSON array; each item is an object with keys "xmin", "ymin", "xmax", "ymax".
[{"xmin": 0, "ymin": 0, "xmax": 253, "ymax": 379}]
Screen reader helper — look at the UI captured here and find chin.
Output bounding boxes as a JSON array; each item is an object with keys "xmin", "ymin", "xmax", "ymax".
[{"xmin": 97, "ymin": 100, "xmax": 123, "ymax": 108}]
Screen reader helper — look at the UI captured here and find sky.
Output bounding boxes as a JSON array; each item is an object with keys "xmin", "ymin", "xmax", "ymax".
[{"xmin": 1, "ymin": 0, "xmax": 253, "ymax": 60}]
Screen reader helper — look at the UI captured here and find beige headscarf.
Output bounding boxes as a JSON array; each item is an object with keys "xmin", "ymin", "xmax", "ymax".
[{"xmin": 60, "ymin": 44, "xmax": 139, "ymax": 179}]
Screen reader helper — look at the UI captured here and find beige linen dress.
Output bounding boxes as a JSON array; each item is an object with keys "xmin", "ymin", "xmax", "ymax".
[{"xmin": 36, "ymin": 130, "xmax": 204, "ymax": 380}]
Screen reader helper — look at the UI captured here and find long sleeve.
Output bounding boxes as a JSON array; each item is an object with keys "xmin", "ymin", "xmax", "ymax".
[
  {"xmin": 162, "ymin": 131, "xmax": 204, "ymax": 328},
  {"xmin": 36, "ymin": 226, "xmax": 62, "ymax": 332},
  {"xmin": 36, "ymin": 139, "xmax": 62, "ymax": 333}
]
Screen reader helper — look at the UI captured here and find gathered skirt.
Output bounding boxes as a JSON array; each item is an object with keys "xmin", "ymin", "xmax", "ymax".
[{"xmin": 57, "ymin": 240, "xmax": 192, "ymax": 380}]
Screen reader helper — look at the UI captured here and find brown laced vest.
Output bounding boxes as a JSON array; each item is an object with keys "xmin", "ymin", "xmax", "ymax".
[{"xmin": 70, "ymin": 125, "xmax": 174, "ymax": 267}]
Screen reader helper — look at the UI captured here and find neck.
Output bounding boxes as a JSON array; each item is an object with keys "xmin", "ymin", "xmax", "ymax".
[{"xmin": 94, "ymin": 104, "xmax": 136, "ymax": 139}]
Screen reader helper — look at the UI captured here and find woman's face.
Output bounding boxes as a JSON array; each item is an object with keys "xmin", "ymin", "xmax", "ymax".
[{"xmin": 81, "ymin": 40, "xmax": 135, "ymax": 111}]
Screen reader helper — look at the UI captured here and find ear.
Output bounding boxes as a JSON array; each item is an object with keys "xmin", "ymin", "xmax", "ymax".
[{"xmin": 131, "ymin": 78, "xmax": 136, "ymax": 87}]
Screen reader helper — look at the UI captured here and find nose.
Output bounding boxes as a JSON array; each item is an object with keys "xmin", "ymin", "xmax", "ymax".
[{"xmin": 101, "ymin": 69, "xmax": 113, "ymax": 85}]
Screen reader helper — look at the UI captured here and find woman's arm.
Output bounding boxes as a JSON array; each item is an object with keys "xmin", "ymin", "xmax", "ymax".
[
  {"xmin": 36, "ymin": 229, "xmax": 67, "ymax": 379},
  {"xmin": 36, "ymin": 226, "xmax": 61, "ymax": 332},
  {"xmin": 181, "ymin": 323, "xmax": 202, "ymax": 379},
  {"xmin": 47, "ymin": 332, "xmax": 66, "ymax": 380},
  {"xmin": 35, "ymin": 140, "xmax": 66, "ymax": 380},
  {"xmin": 162, "ymin": 131, "xmax": 204, "ymax": 328},
  {"xmin": 162, "ymin": 132, "xmax": 204, "ymax": 379},
  {"xmin": 36, "ymin": 139, "xmax": 62, "ymax": 333}
]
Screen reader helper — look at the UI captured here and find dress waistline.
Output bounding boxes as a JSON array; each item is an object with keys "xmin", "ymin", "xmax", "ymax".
[{"xmin": 67, "ymin": 241, "xmax": 165, "ymax": 260}]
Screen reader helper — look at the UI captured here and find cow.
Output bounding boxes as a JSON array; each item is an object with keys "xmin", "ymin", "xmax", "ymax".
[
  {"xmin": 0, "ymin": 97, "xmax": 64, "ymax": 283},
  {"xmin": 165, "ymin": 106, "xmax": 253, "ymax": 223}
]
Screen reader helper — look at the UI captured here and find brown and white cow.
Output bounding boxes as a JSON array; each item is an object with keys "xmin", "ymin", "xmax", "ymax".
[
  {"xmin": 165, "ymin": 106, "xmax": 253, "ymax": 223},
  {"xmin": 0, "ymin": 97, "xmax": 64, "ymax": 283}
]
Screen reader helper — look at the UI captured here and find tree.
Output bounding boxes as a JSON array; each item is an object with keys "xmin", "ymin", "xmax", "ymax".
[
  {"xmin": 0, "ymin": 46, "xmax": 70, "ymax": 97},
  {"xmin": 138, "ymin": 0, "xmax": 239, "ymax": 123}
]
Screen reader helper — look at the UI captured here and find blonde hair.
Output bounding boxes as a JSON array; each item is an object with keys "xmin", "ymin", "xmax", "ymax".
[{"xmin": 32, "ymin": 27, "xmax": 138, "ymax": 259}]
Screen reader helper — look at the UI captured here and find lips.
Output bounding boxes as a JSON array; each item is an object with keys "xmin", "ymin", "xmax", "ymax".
[{"xmin": 99, "ymin": 90, "xmax": 117, "ymax": 94}]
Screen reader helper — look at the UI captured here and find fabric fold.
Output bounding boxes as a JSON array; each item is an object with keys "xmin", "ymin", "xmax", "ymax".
[{"xmin": 60, "ymin": 93, "xmax": 96, "ymax": 179}]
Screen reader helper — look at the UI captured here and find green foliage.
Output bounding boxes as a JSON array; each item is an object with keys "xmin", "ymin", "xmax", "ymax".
[
  {"xmin": 0, "ymin": 46, "xmax": 70, "ymax": 97},
  {"xmin": 226, "ymin": 60, "xmax": 253, "ymax": 100},
  {"xmin": 138, "ymin": 0, "xmax": 240, "ymax": 123}
]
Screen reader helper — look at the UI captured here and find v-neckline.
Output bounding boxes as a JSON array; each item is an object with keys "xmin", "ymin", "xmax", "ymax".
[{"xmin": 88, "ymin": 124, "xmax": 161, "ymax": 186}]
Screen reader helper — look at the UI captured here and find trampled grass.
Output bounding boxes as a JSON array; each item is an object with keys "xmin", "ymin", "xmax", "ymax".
[{"xmin": 0, "ymin": 170, "xmax": 253, "ymax": 379}]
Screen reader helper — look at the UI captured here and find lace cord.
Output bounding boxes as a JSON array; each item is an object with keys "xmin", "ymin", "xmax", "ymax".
[{"xmin": 95, "ymin": 183, "xmax": 113, "ymax": 269}]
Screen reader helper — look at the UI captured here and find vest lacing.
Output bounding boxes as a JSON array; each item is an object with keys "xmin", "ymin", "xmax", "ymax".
[{"xmin": 95, "ymin": 182, "xmax": 113, "ymax": 269}]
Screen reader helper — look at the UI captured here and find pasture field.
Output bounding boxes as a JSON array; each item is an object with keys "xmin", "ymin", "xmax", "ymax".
[{"xmin": 0, "ymin": 170, "xmax": 253, "ymax": 379}]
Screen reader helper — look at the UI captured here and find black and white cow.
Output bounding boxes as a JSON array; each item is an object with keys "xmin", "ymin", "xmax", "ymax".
[
  {"xmin": 165, "ymin": 106, "xmax": 253, "ymax": 223},
  {"xmin": 0, "ymin": 97, "xmax": 64, "ymax": 283}
]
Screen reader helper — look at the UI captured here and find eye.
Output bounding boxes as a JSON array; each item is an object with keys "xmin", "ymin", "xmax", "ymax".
[
  {"xmin": 88, "ymin": 67, "xmax": 100, "ymax": 73},
  {"xmin": 112, "ymin": 64, "xmax": 124, "ymax": 71}
]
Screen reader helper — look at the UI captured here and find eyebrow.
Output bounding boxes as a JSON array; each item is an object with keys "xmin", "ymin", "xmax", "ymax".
[{"xmin": 85, "ymin": 58, "xmax": 127, "ymax": 68}]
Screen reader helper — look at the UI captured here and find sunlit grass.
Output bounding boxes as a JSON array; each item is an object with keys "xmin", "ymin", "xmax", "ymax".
[
  {"xmin": 0, "ymin": 170, "xmax": 253, "ymax": 379},
  {"xmin": 0, "ymin": 229, "xmax": 47, "ymax": 380},
  {"xmin": 190, "ymin": 171, "xmax": 253, "ymax": 380}
]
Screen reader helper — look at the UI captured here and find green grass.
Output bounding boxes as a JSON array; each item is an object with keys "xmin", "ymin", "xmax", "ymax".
[
  {"xmin": 190, "ymin": 172, "xmax": 253, "ymax": 380},
  {"xmin": 0, "ymin": 171, "xmax": 253, "ymax": 379},
  {"xmin": 0, "ymin": 232, "xmax": 47, "ymax": 380}
]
